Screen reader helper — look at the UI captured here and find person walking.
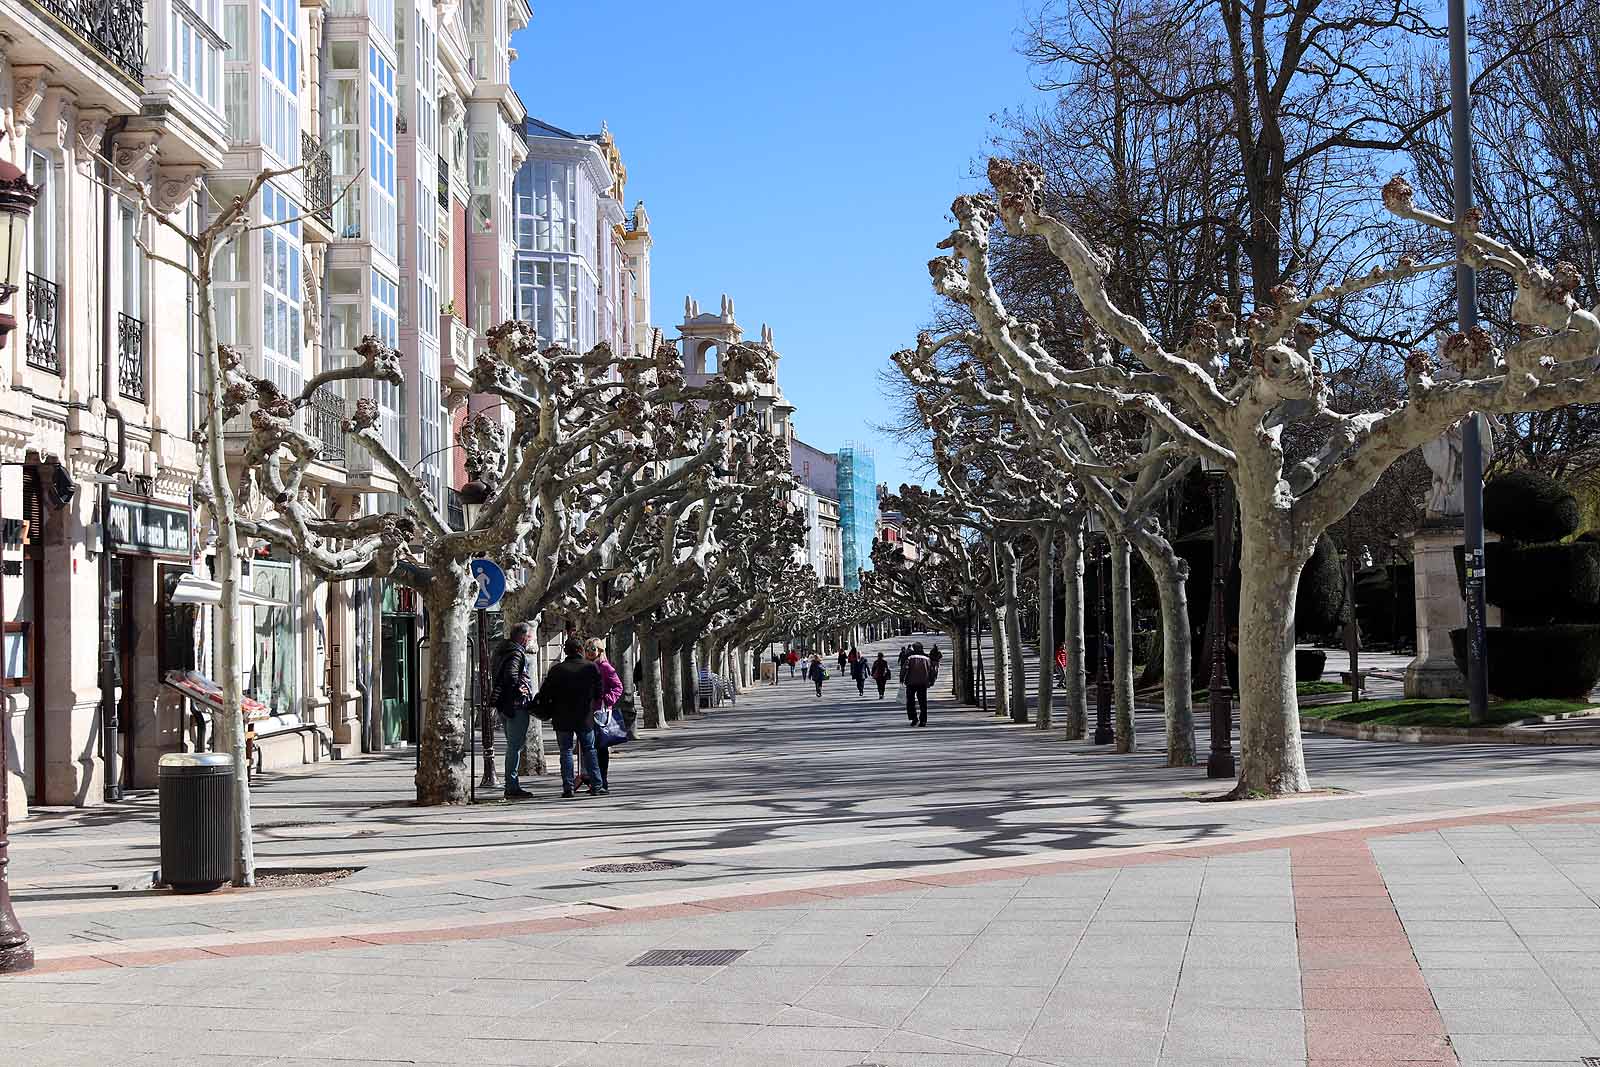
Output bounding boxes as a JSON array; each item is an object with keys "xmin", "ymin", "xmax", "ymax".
[
  {"xmin": 584, "ymin": 637, "xmax": 624, "ymax": 791},
  {"xmin": 808, "ymin": 654, "xmax": 826, "ymax": 697},
  {"xmin": 837, "ymin": 648, "xmax": 848, "ymax": 674},
  {"xmin": 903, "ymin": 642, "xmax": 932, "ymax": 727},
  {"xmin": 787, "ymin": 648, "xmax": 799, "ymax": 678},
  {"xmin": 929, "ymin": 644, "xmax": 944, "ymax": 685},
  {"xmin": 850, "ymin": 653, "xmax": 868, "ymax": 695},
  {"xmin": 535, "ymin": 636, "xmax": 606, "ymax": 798},
  {"xmin": 870, "ymin": 652, "xmax": 891, "ymax": 699},
  {"xmin": 493, "ymin": 622, "xmax": 537, "ymax": 800},
  {"xmin": 1054, "ymin": 643, "xmax": 1068, "ymax": 686}
]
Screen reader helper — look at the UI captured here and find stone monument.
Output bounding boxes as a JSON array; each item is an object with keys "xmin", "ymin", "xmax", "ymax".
[{"xmin": 1404, "ymin": 412, "xmax": 1495, "ymax": 698}]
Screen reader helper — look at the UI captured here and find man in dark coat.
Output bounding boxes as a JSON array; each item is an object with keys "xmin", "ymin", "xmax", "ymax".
[
  {"xmin": 494, "ymin": 622, "xmax": 537, "ymax": 799},
  {"xmin": 536, "ymin": 636, "xmax": 606, "ymax": 798}
]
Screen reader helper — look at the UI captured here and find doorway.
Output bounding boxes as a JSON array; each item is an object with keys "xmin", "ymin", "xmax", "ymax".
[{"xmin": 380, "ymin": 614, "xmax": 417, "ymax": 746}]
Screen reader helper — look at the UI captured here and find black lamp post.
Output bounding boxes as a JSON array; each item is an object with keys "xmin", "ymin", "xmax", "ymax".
[
  {"xmin": 1202, "ymin": 458, "xmax": 1236, "ymax": 779},
  {"xmin": 1088, "ymin": 512, "xmax": 1113, "ymax": 745},
  {"xmin": 0, "ymin": 150, "xmax": 37, "ymax": 974}
]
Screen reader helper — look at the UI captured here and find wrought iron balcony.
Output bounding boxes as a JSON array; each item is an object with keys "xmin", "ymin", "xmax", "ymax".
[
  {"xmin": 26, "ymin": 273, "xmax": 59, "ymax": 376},
  {"xmin": 308, "ymin": 386, "xmax": 348, "ymax": 466},
  {"xmin": 117, "ymin": 311, "xmax": 144, "ymax": 401},
  {"xmin": 437, "ymin": 156, "xmax": 449, "ymax": 209},
  {"xmin": 26, "ymin": 0, "xmax": 147, "ymax": 82},
  {"xmin": 302, "ymin": 133, "xmax": 334, "ymax": 231}
]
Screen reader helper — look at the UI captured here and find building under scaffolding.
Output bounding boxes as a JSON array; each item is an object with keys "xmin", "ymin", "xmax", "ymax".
[{"xmin": 836, "ymin": 445, "xmax": 878, "ymax": 591}]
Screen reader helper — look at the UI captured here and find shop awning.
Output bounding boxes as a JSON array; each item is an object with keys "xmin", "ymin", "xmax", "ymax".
[{"xmin": 169, "ymin": 574, "xmax": 289, "ymax": 609}]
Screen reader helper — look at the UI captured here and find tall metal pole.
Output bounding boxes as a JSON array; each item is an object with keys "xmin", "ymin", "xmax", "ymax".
[
  {"xmin": 1206, "ymin": 474, "xmax": 1235, "ymax": 778},
  {"xmin": 1094, "ymin": 538, "xmax": 1113, "ymax": 745},
  {"xmin": 1450, "ymin": 0, "xmax": 1490, "ymax": 721}
]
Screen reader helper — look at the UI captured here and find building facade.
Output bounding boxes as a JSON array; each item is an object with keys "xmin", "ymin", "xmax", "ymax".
[
  {"xmin": 835, "ymin": 445, "xmax": 876, "ymax": 590},
  {"xmin": 0, "ymin": 0, "xmax": 532, "ymax": 814}
]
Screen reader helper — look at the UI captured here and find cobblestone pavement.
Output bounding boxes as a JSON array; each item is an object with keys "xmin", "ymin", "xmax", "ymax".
[{"xmin": 5, "ymin": 634, "xmax": 1600, "ymax": 1065}]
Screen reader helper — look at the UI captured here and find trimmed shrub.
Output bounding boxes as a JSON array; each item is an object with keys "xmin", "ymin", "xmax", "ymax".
[
  {"xmin": 1295, "ymin": 535, "xmax": 1350, "ymax": 638},
  {"xmin": 1449, "ymin": 624, "xmax": 1600, "ymax": 699},
  {"xmin": 1484, "ymin": 470, "xmax": 1581, "ymax": 543},
  {"xmin": 1296, "ymin": 649, "xmax": 1327, "ymax": 681}
]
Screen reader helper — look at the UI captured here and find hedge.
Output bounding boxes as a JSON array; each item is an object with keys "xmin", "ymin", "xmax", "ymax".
[
  {"xmin": 1449, "ymin": 624, "xmax": 1600, "ymax": 699},
  {"xmin": 1296, "ymin": 535, "xmax": 1350, "ymax": 637},
  {"xmin": 1484, "ymin": 469, "xmax": 1581, "ymax": 544},
  {"xmin": 1296, "ymin": 649, "xmax": 1327, "ymax": 681}
]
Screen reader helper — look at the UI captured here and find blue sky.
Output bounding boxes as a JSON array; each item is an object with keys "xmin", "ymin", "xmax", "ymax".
[{"xmin": 509, "ymin": 1, "xmax": 1044, "ymax": 490}]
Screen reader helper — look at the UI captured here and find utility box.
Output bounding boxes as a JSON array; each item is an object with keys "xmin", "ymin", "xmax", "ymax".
[{"xmin": 158, "ymin": 753, "xmax": 235, "ymax": 893}]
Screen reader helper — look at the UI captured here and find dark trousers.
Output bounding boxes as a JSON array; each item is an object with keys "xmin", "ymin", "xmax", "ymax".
[
  {"xmin": 855, "ymin": 676, "xmax": 865, "ymax": 694},
  {"xmin": 876, "ymin": 679, "xmax": 887, "ymax": 698},
  {"xmin": 906, "ymin": 684, "xmax": 928, "ymax": 725},
  {"xmin": 813, "ymin": 678, "xmax": 823, "ymax": 696},
  {"xmin": 597, "ymin": 744, "xmax": 610, "ymax": 781}
]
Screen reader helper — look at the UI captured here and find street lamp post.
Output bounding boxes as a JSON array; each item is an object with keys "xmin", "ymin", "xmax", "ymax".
[
  {"xmin": 1088, "ymin": 512, "xmax": 1113, "ymax": 745},
  {"xmin": 1201, "ymin": 459, "xmax": 1236, "ymax": 779},
  {"xmin": 0, "ymin": 148, "xmax": 38, "ymax": 974}
]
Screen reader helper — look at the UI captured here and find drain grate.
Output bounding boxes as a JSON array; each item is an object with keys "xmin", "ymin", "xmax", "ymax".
[
  {"xmin": 584, "ymin": 860, "xmax": 686, "ymax": 874},
  {"xmin": 1581, "ymin": 1059, "xmax": 1600, "ymax": 1066},
  {"xmin": 628, "ymin": 948, "xmax": 746, "ymax": 967}
]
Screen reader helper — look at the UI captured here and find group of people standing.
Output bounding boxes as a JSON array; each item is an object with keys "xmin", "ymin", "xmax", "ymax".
[
  {"xmin": 793, "ymin": 640, "xmax": 944, "ymax": 729},
  {"xmin": 492, "ymin": 626, "xmax": 626, "ymax": 801}
]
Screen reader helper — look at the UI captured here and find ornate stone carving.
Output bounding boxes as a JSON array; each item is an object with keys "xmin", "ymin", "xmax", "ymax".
[
  {"xmin": 111, "ymin": 129, "xmax": 161, "ymax": 191},
  {"xmin": 74, "ymin": 107, "xmax": 113, "ymax": 173},
  {"xmin": 9, "ymin": 66, "xmax": 50, "ymax": 139},
  {"xmin": 34, "ymin": 89, "xmax": 77, "ymax": 156},
  {"xmin": 150, "ymin": 164, "xmax": 204, "ymax": 215}
]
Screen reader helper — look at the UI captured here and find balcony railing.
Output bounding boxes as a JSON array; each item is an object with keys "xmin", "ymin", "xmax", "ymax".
[
  {"xmin": 308, "ymin": 386, "xmax": 347, "ymax": 466},
  {"xmin": 302, "ymin": 133, "xmax": 334, "ymax": 231},
  {"xmin": 27, "ymin": 0, "xmax": 147, "ymax": 82},
  {"xmin": 26, "ymin": 273, "xmax": 59, "ymax": 375},
  {"xmin": 437, "ymin": 156, "xmax": 449, "ymax": 209},
  {"xmin": 117, "ymin": 311, "xmax": 144, "ymax": 401}
]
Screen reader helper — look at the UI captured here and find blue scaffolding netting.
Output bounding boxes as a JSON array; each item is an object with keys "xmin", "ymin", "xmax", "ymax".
[{"xmin": 836, "ymin": 445, "xmax": 877, "ymax": 591}]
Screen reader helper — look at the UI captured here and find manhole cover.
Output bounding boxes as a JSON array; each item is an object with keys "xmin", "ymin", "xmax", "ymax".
[
  {"xmin": 1579, "ymin": 1058, "xmax": 1600, "ymax": 1066},
  {"xmin": 628, "ymin": 949, "xmax": 746, "ymax": 967},
  {"xmin": 584, "ymin": 861, "xmax": 685, "ymax": 874}
]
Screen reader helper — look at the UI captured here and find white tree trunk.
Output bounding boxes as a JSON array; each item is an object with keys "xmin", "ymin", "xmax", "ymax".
[
  {"xmin": 416, "ymin": 562, "xmax": 472, "ymax": 804},
  {"xmin": 1139, "ymin": 541, "xmax": 1196, "ymax": 766},
  {"xmin": 1234, "ymin": 501, "xmax": 1314, "ymax": 795},
  {"xmin": 639, "ymin": 628, "xmax": 663, "ymax": 729},
  {"xmin": 1062, "ymin": 525, "xmax": 1087, "ymax": 740},
  {"xmin": 989, "ymin": 605, "xmax": 1008, "ymax": 717},
  {"xmin": 1036, "ymin": 534, "xmax": 1054, "ymax": 729},
  {"xmin": 1004, "ymin": 548, "xmax": 1028, "ymax": 723},
  {"xmin": 199, "ymin": 269, "xmax": 255, "ymax": 886},
  {"xmin": 1110, "ymin": 535, "xmax": 1136, "ymax": 753},
  {"xmin": 660, "ymin": 638, "xmax": 680, "ymax": 723},
  {"xmin": 679, "ymin": 641, "xmax": 697, "ymax": 718}
]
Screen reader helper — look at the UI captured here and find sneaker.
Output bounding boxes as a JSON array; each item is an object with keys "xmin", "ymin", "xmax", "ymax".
[
  {"xmin": 589, "ymin": 787, "xmax": 609, "ymax": 796},
  {"xmin": 504, "ymin": 788, "xmax": 533, "ymax": 800},
  {"xmin": 561, "ymin": 789, "xmax": 575, "ymax": 799}
]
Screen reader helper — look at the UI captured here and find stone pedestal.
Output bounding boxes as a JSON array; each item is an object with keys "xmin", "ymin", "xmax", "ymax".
[{"xmin": 1406, "ymin": 524, "xmax": 1468, "ymax": 698}]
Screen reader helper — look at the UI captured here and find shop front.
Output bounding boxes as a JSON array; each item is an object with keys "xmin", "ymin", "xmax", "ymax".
[
  {"xmin": 379, "ymin": 582, "xmax": 418, "ymax": 747},
  {"xmin": 105, "ymin": 491, "xmax": 195, "ymax": 789}
]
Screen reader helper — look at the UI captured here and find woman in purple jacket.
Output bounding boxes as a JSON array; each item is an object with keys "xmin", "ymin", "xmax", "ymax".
[{"xmin": 584, "ymin": 637, "xmax": 625, "ymax": 788}]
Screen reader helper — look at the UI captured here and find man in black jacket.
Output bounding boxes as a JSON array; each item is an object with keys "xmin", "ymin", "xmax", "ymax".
[
  {"xmin": 536, "ymin": 636, "xmax": 607, "ymax": 798},
  {"xmin": 495, "ymin": 623, "xmax": 537, "ymax": 799}
]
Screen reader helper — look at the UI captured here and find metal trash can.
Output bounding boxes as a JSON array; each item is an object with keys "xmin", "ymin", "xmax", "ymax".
[{"xmin": 158, "ymin": 753, "xmax": 235, "ymax": 894}]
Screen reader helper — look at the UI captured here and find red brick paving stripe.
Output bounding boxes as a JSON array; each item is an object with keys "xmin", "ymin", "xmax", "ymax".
[
  {"xmin": 7, "ymin": 797, "xmax": 1599, "ymax": 980},
  {"xmin": 1291, "ymin": 842, "xmax": 1456, "ymax": 1064}
]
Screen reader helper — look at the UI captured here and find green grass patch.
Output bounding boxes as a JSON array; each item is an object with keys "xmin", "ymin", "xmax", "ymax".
[
  {"xmin": 1300, "ymin": 696, "xmax": 1593, "ymax": 728},
  {"xmin": 1188, "ymin": 680, "xmax": 1349, "ymax": 702}
]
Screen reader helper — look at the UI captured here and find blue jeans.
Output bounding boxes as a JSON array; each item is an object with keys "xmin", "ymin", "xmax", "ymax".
[
  {"xmin": 558, "ymin": 725, "xmax": 604, "ymax": 793},
  {"xmin": 502, "ymin": 710, "xmax": 530, "ymax": 792}
]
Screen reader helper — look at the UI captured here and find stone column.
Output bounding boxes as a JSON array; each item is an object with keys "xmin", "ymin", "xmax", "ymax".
[{"xmin": 1405, "ymin": 522, "xmax": 1467, "ymax": 698}]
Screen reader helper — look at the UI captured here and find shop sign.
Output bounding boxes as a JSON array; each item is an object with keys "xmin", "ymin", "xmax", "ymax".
[{"xmin": 109, "ymin": 494, "xmax": 193, "ymax": 559}]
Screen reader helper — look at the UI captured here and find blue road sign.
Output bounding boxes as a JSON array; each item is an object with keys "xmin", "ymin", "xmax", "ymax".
[{"xmin": 470, "ymin": 559, "xmax": 506, "ymax": 610}]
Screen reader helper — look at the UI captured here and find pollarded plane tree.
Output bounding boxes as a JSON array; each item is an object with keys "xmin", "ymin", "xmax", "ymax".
[
  {"xmin": 897, "ymin": 332, "xmax": 1198, "ymax": 762},
  {"xmin": 954, "ymin": 157, "xmax": 1600, "ymax": 795},
  {"xmin": 232, "ymin": 323, "xmax": 770, "ymax": 804},
  {"xmin": 905, "ymin": 376, "xmax": 1064, "ymax": 728}
]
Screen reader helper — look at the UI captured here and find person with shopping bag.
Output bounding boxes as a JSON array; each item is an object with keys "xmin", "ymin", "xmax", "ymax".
[
  {"xmin": 583, "ymin": 637, "xmax": 627, "ymax": 791},
  {"xmin": 870, "ymin": 652, "xmax": 891, "ymax": 699}
]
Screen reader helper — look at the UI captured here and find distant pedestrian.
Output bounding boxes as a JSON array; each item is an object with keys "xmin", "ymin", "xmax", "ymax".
[
  {"xmin": 808, "ymin": 654, "xmax": 826, "ymax": 697},
  {"xmin": 903, "ymin": 642, "xmax": 932, "ymax": 727},
  {"xmin": 493, "ymin": 622, "xmax": 537, "ymax": 800},
  {"xmin": 850, "ymin": 654, "xmax": 868, "ymax": 695},
  {"xmin": 837, "ymin": 649, "xmax": 848, "ymax": 673},
  {"xmin": 787, "ymin": 648, "xmax": 799, "ymax": 678},
  {"xmin": 1054, "ymin": 644, "xmax": 1068, "ymax": 686},
  {"xmin": 535, "ymin": 636, "xmax": 607, "ymax": 798},
  {"xmin": 848, "ymin": 646, "xmax": 860, "ymax": 666},
  {"xmin": 870, "ymin": 653, "xmax": 891, "ymax": 699},
  {"xmin": 929, "ymin": 644, "xmax": 943, "ymax": 684},
  {"xmin": 584, "ymin": 638, "xmax": 624, "ymax": 791}
]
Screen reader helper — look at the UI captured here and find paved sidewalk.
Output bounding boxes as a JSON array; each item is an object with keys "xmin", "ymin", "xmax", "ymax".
[{"xmin": 5, "ymin": 633, "xmax": 1600, "ymax": 1065}]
